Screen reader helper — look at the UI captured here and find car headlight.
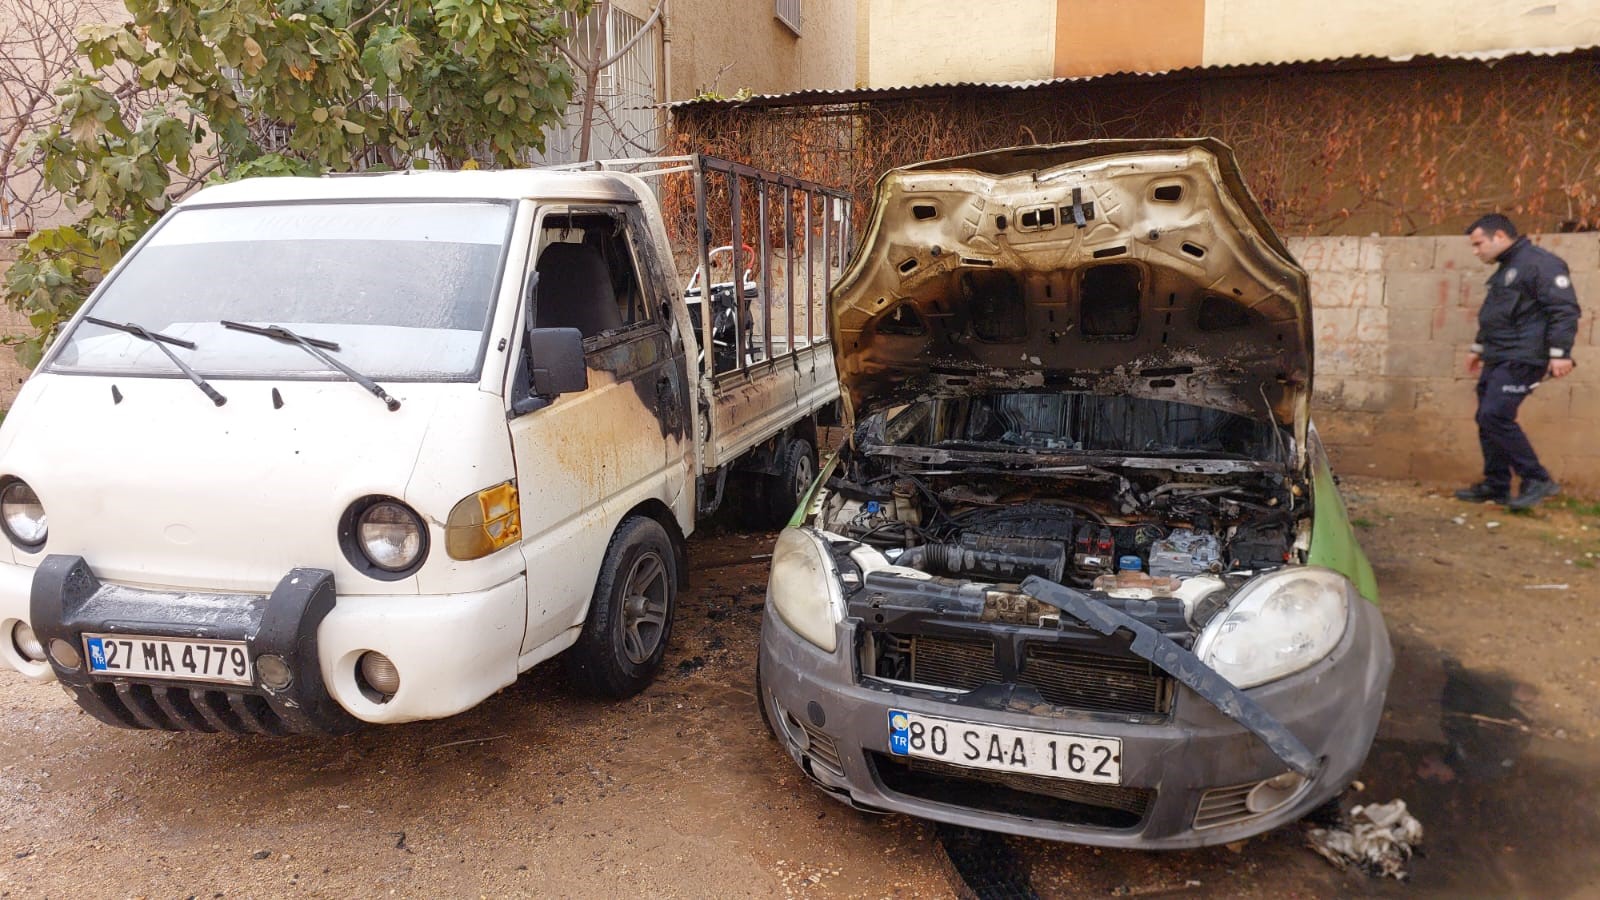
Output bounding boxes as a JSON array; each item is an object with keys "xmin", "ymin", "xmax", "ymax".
[
  {"xmin": 340, "ymin": 497, "xmax": 428, "ymax": 578},
  {"xmin": 1192, "ymin": 567, "xmax": 1352, "ymax": 689},
  {"xmin": 767, "ymin": 527, "xmax": 844, "ymax": 652},
  {"xmin": 0, "ymin": 478, "xmax": 47, "ymax": 551}
]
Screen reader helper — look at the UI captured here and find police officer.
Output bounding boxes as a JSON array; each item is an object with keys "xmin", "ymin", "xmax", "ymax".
[{"xmin": 1455, "ymin": 214, "xmax": 1581, "ymax": 510}]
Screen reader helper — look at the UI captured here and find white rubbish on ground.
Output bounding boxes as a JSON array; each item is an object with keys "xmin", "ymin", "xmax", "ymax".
[{"xmin": 1306, "ymin": 799, "xmax": 1424, "ymax": 881}]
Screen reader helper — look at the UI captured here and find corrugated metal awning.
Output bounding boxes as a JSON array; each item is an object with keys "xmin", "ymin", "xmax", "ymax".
[{"xmin": 670, "ymin": 45, "xmax": 1600, "ymax": 110}]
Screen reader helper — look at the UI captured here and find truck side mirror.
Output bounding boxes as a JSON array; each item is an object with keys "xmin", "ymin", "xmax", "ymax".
[{"xmin": 526, "ymin": 327, "xmax": 588, "ymax": 397}]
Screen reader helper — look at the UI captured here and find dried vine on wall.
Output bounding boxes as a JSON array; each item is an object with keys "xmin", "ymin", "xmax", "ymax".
[{"xmin": 672, "ymin": 57, "xmax": 1600, "ymax": 239}]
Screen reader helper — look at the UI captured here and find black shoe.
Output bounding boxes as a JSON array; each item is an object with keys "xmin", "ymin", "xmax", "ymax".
[
  {"xmin": 1454, "ymin": 482, "xmax": 1509, "ymax": 503},
  {"xmin": 1508, "ymin": 479, "xmax": 1561, "ymax": 510}
]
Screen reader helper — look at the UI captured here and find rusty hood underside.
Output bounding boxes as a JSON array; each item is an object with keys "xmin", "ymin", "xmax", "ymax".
[{"xmin": 831, "ymin": 139, "xmax": 1312, "ymax": 431}]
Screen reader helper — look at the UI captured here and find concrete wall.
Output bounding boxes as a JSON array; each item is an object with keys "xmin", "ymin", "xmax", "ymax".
[
  {"xmin": 862, "ymin": 0, "xmax": 1600, "ymax": 85},
  {"xmin": 863, "ymin": 0, "xmax": 1055, "ymax": 86},
  {"xmin": 1201, "ymin": 0, "xmax": 1600, "ymax": 68},
  {"xmin": 1055, "ymin": 0, "xmax": 1203, "ymax": 77},
  {"xmin": 669, "ymin": 0, "xmax": 856, "ymax": 99},
  {"xmin": 1298, "ymin": 232, "xmax": 1600, "ymax": 491}
]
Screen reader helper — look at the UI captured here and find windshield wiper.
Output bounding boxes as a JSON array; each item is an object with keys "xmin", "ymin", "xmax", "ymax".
[
  {"xmin": 85, "ymin": 316, "xmax": 226, "ymax": 406},
  {"xmin": 220, "ymin": 321, "xmax": 400, "ymax": 411}
]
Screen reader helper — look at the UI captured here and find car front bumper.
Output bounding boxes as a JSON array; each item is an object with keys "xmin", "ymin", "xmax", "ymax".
[
  {"xmin": 0, "ymin": 555, "xmax": 525, "ymax": 733},
  {"xmin": 757, "ymin": 596, "xmax": 1392, "ymax": 849}
]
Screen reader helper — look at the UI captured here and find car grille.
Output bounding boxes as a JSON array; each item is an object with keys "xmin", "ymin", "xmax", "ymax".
[
  {"xmin": 1193, "ymin": 781, "xmax": 1262, "ymax": 830},
  {"xmin": 870, "ymin": 752, "xmax": 1151, "ymax": 829},
  {"xmin": 905, "ymin": 635, "xmax": 1003, "ymax": 688},
  {"xmin": 1023, "ymin": 643, "xmax": 1171, "ymax": 714},
  {"xmin": 81, "ymin": 682, "xmax": 298, "ymax": 735},
  {"xmin": 796, "ymin": 719, "xmax": 845, "ymax": 777},
  {"xmin": 875, "ymin": 633, "xmax": 1173, "ymax": 716}
]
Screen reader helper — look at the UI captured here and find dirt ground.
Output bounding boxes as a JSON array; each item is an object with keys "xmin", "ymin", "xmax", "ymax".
[{"xmin": 2, "ymin": 475, "xmax": 1598, "ymax": 899}]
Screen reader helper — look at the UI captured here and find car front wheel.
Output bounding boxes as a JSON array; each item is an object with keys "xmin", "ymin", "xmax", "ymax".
[{"xmin": 566, "ymin": 516, "xmax": 678, "ymax": 698}]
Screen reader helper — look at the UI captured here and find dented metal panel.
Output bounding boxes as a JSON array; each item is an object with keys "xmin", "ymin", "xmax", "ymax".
[
  {"xmin": 831, "ymin": 139, "xmax": 1310, "ymax": 431},
  {"xmin": 1021, "ymin": 575, "xmax": 1319, "ymax": 777}
]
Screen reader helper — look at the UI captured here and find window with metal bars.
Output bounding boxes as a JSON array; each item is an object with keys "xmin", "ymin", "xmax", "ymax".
[{"xmin": 776, "ymin": 0, "xmax": 802, "ymax": 34}]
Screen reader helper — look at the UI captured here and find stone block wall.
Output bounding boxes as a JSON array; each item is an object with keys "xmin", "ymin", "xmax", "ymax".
[{"xmin": 1297, "ymin": 233, "xmax": 1600, "ymax": 492}]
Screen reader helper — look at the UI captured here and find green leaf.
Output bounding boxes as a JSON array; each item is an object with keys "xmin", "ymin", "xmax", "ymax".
[{"xmin": 17, "ymin": 342, "xmax": 43, "ymax": 371}]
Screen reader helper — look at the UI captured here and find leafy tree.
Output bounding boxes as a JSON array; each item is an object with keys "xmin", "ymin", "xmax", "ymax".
[
  {"xmin": 3, "ymin": 0, "xmax": 590, "ymax": 367},
  {"xmin": 1, "ymin": 0, "xmax": 126, "ymax": 235}
]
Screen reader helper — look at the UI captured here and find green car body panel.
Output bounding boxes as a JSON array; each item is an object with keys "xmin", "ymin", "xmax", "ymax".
[{"xmin": 1306, "ymin": 450, "xmax": 1380, "ymax": 602}]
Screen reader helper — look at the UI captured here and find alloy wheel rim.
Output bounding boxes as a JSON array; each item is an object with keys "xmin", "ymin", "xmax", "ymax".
[
  {"xmin": 790, "ymin": 453, "xmax": 814, "ymax": 502},
  {"xmin": 620, "ymin": 550, "xmax": 670, "ymax": 664}
]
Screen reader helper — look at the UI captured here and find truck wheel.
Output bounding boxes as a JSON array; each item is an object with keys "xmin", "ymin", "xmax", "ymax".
[
  {"xmin": 566, "ymin": 516, "xmax": 678, "ymax": 698},
  {"xmin": 764, "ymin": 436, "xmax": 816, "ymax": 528}
]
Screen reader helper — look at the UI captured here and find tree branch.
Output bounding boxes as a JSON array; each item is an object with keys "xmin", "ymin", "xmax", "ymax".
[
  {"xmin": 595, "ymin": 0, "xmax": 661, "ymax": 70},
  {"xmin": 347, "ymin": 0, "xmax": 396, "ymax": 34}
]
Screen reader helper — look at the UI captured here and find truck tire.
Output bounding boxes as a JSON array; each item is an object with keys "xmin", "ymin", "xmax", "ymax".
[
  {"xmin": 565, "ymin": 516, "xmax": 678, "ymax": 698},
  {"xmin": 764, "ymin": 435, "xmax": 816, "ymax": 528}
]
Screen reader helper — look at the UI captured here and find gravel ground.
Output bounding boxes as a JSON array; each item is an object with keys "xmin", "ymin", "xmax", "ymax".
[{"xmin": 2, "ymin": 476, "xmax": 1597, "ymax": 898}]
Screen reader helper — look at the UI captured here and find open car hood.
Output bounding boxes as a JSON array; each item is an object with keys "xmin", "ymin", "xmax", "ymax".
[{"xmin": 832, "ymin": 139, "xmax": 1311, "ymax": 437}]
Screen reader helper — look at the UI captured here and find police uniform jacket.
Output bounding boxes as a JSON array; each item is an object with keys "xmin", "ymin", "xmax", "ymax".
[{"xmin": 1471, "ymin": 237, "xmax": 1582, "ymax": 366}]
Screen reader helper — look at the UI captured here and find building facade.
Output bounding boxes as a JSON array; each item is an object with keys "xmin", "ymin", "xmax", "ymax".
[
  {"xmin": 858, "ymin": 0, "xmax": 1599, "ymax": 86},
  {"xmin": 529, "ymin": 0, "xmax": 857, "ymax": 164}
]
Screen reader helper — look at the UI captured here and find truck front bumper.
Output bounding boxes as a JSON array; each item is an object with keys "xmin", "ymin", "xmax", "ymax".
[{"xmin": 0, "ymin": 555, "xmax": 525, "ymax": 734}]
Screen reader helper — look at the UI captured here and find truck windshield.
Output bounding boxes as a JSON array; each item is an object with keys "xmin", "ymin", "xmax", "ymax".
[{"xmin": 48, "ymin": 201, "xmax": 513, "ymax": 381}]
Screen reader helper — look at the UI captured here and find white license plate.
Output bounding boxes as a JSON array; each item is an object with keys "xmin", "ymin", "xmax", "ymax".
[
  {"xmin": 888, "ymin": 709, "xmax": 1122, "ymax": 785},
  {"xmin": 84, "ymin": 634, "xmax": 253, "ymax": 685}
]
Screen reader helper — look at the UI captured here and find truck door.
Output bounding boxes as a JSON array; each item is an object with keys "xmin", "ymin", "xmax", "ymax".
[{"xmin": 508, "ymin": 204, "xmax": 689, "ymax": 655}]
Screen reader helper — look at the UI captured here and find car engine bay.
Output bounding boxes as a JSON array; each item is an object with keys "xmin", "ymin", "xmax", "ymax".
[{"xmin": 813, "ymin": 394, "xmax": 1310, "ymax": 639}]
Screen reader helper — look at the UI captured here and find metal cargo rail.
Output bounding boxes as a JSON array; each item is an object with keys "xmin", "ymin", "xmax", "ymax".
[{"xmin": 547, "ymin": 154, "xmax": 853, "ymax": 481}]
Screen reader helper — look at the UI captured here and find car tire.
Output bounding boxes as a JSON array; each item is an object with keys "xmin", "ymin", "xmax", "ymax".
[
  {"xmin": 565, "ymin": 516, "xmax": 678, "ymax": 699},
  {"xmin": 763, "ymin": 435, "xmax": 816, "ymax": 529}
]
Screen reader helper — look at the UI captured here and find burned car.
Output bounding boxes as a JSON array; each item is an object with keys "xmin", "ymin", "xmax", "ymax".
[{"xmin": 756, "ymin": 140, "xmax": 1393, "ymax": 848}]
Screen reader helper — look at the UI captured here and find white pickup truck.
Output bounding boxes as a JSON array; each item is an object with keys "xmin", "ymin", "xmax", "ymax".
[{"xmin": 0, "ymin": 154, "xmax": 850, "ymax": 734}]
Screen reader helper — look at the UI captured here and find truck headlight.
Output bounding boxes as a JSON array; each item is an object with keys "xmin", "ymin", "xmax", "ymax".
[
  {"xmin": 767, "ymin": 527, "xmax": 844, "ymax": 652},
  {"xmin": 340, "ymin": 497, "xmax": 428, "ymax": 579},
  {"xmin": 1192, "ymin": 567, "xmax": 1352, "ymax": 689},
  {"xmin": 0, "ymin": 479, "xmax": 47, "ymax": 551}
]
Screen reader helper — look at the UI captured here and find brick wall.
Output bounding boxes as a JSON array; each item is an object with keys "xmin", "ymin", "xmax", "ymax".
[
  {"xmin": 1299, "ymin": 233, "xmax": 1600, "ymax": 491},
  {"xmin": 0, "ymin": 240, "xmax": 33, "ymax": 409}
]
